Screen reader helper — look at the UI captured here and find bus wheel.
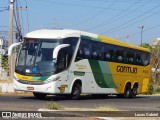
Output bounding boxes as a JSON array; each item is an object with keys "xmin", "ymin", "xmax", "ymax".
[
  {"xmin": 33, "ymin": 92, "xmax": 47, "ymax": 99},
  {"xmin": 131, "ymin": 86, "xmax": 138, "ymax": 98},
  {"xmin": 124, "ymin": 85, "xmax": 131, "ymax": 98},
  {"xmin": 71, "ymin": 83, "xmax": 81, "ymax": 100}
]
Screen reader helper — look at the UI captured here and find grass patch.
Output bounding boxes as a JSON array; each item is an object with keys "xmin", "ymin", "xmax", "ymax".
[
  {"xmin": 44, "ymin": 102, "xmax": 64, "ymax": 110},
  {"xmin": 155, "ymin": 87, "xmax": 160, "ymax": 93},
  {"xmin": 96, "ymin": 105, "xmax": 119, "ymax": 111}
]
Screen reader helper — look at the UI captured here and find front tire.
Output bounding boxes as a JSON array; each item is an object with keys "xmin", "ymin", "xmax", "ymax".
[
  {"xmin": 71, "ymin": 83, "xmax": 81, "ymax": 100},
  {"xmin": 33, "ymin": 92, "xmax": 47, "ymax": 99}
]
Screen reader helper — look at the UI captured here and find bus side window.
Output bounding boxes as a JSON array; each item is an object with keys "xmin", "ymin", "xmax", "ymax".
[
  {"xmin": 142, "ymin": 52, "xmax": 150, "ymax": 66},
  {"xmin": 104, "ymin": 43, "xmax": 112, "ymax": 61},
  {"xmin": 118, "ymin": 56, "xmax": 123, "ymax": 62},
  {"xmin": 136, "ymin": 54, "xmax": 142, "ymax": 65},
  {"xmin": 99, "ymin": 44, "xmax": 104, "ymax": 61},
  {"xmin": 57, "ymin": 48, "xmax": 68, "ymax": 72},
  {"xmin": 84, "ymin": 48, "xmax": 90, "ymax": 58},
  {"xmin": 92, "ymin": 50, "xmax": 101, "ymax": 60},
  {"xmin": 126, "ymin": 52, "xmax": 134, "ymax": 64},
  {"xmin": 76, "ymin": 48, "xmax": 83, "ymax": 61},
  {"xmin": 92, "ymin": 51, "xmax": 97, "ymax": 59},
  {"xmin": 109, "ymin": 50, "xmax": 115, "ymax": 62},
  {"xmin": 116, "ymin": 49, "xmax": 124, "ymax": 63},
  {"xmin": 105, "ymin": 51, "xmax": 111, "ymax": 61}
]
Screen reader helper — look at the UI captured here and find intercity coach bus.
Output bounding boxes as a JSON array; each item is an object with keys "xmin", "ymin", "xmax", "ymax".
[{"xmin": 8, "ymin": 29, "xmax": 150, "ymax": 99}]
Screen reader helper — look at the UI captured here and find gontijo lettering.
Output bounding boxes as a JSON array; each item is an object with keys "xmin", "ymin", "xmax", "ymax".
[{"xmin": 117, "ymin": 65, "xmax": 137, "ymax": 74}]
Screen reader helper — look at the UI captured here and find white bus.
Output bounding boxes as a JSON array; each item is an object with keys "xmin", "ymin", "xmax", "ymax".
[{"xmin": 9, "ymin": 29, "xmax": 150, "ymax": 99}]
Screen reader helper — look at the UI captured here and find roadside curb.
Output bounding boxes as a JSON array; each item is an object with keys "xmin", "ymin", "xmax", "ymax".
[
  {"xmin": 0, "ymin": 92, "xmax": 33, "ymax": 96},
  {"xmin": 38, "ymin": 108, "xmax": 114, "ymax": 119}
]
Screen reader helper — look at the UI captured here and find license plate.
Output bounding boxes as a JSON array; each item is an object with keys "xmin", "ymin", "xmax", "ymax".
[{"xmin": 27, "ymin": 86, "xmax": 34, "ymax": 90}]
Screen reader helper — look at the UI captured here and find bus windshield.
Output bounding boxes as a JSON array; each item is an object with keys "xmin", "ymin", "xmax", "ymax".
[{"xmin": 15, "ymin": 38, "xmax": 61, "ymax": 76}]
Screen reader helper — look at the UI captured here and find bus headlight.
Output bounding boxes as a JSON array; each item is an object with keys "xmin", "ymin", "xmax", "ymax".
[
  {"xmin": 13, "ymin": 76, "xmax": 19, "ymax": 81},
  {"xmin": 44, "ymin": 76, "xmax": 60, "ymax": 84}
]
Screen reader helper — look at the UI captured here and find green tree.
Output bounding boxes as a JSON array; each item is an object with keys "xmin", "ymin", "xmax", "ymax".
[
  {"xmin": 141, "ymin": 42, "xmax": 159, "ymax": 92},
  {"xmin": 140, "ymin": 43, "xmax": 152, "ymax": 50}
]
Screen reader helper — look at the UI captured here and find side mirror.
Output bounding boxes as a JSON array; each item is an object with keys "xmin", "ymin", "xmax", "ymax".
[
  {"xmin": 53, "ymin": 58, "xmax": 57, "ymax": 64},
  {"xmin": 8, "ymin": 42, "xmax": 22, "ymax": 56},
  {"xmin": 53, "ymin": 44, "xmax": 70, "ymax": 62}
]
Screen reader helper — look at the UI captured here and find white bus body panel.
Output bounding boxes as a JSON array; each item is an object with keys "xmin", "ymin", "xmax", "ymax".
[
  {"xmin": 70, "ymin": 59, "xmax": 117, "ymax": 94},
  {"xmin": 13, "ymin": 71, "xmax": 70, "ymax": 94}
]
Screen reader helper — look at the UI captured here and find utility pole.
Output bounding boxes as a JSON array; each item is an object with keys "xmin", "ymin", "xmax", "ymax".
[
  {"xmin": 138, "ymin": 26, "xmax": 144, "ymax": 46},
  {"xmin": 16, "ymin": 7, "xmax": 22, "ymax": 41},
  {"xmin": 8, "ymin": 0, "xmax": 14, "ymax": 80},
  {"xmin": 16, "ymin": 7, "xmax": 21, "ymax": 39},
  {"xmin": 16, "ymin": 7, "xmax": 27, "ymax": 41},
  {"xmin": 9, "ymin": 0, "xmax": 14, "ymax": 46}
]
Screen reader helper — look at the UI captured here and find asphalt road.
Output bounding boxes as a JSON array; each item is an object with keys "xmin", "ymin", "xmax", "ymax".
[{"xmin": 0, "ymin": 94, "xmax": 159, "ymax": 111}]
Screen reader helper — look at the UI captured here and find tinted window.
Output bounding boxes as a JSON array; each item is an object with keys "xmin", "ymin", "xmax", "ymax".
[
  {"xmin": 92, "ymin": 42, "xmax": 104, "ymax": 60},
  {"xmin": 126, "ymin": 49, "xmax": 135, "ymax": 64},
  {"xmin": 142, "ymin": 52, "xmax": 150, "ymax": 66},
  {"xmin": 116, "ymin": 47, "xmax": 125, "ymax": 63},
  {"xmin": 76, "ymin": 38, "xmax": 92, "ymax": 61},
  {"xmin": 75, "ymin": 37, "xmax": 150, "ymax": 66}
]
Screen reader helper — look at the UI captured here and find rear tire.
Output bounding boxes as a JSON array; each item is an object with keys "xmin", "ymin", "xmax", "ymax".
[
  {"xmin": 131, "ymin": 86, "xmax": 138, "ymax": 98},
  {"xmin": 124, "ymin": 85, "xmax": 131, "ymax": 98},
  {"xmin": 33, "ymin": 92, "xmax": 47, "ymax": 99}
]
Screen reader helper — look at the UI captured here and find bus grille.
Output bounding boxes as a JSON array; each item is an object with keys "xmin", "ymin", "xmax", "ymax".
[{"xmin": 17, "ymin": 80, "xmax": 44, "ymax": 85}]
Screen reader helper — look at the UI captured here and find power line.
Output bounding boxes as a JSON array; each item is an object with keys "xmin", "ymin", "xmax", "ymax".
[
  {"xmin": 98, "ymin": 0, "xmax": 151, "ymax": 32},
  {"xmin": 25, "ymin": 0, "xmax": 30, "ymax": 32},
  {"xmin": 102, "ymin": 2, "xmax": 160, "ymax": 34},
  {"xmin": 119, "ymin": 23, "xmax": 160, "ymax": 40},
  {"xmin": 63, "ymin": 0, "xmax": 119, "ymax": 28},
  {"xmin": 85, "ymin": 0, "xmax": 143, "ymax": 31},
  {"xmin": 82, "ymin": 0, "xmax": 160, "ymax": 3},
  {"xmin": 27, "ymin": 0, "xmax": 159, "ymax": 13},
  {"xmin": 34, "ymin": 0, "xmax": 158, "ymax": 10},
  {"xmin": 13, "ymin": 8, "xmax": 18, "ymax": 34},
  {"xmin": 34, "ymin": 0, "xmax": 106, "ymax": 9},
  {"xmin": 17, "ymin": 0, "xmax": 24, "ymax": 35},
  {"xmin": 0, "ymin": 8, "xmax": 9, "ymax": 12},
  {"xmin": 105, "ymin": 10, "xmax": 160, "ymax": 35}
]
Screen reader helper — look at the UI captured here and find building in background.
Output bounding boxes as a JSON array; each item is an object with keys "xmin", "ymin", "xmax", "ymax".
[{"xmin": 0, "ymin": 38, "xmax": 8, "ymax": 55}]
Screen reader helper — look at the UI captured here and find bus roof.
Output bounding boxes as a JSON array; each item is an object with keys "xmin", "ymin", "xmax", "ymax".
[
  {"xmin": 98, "ymin": 35, "xmax": 150, "ymax": 52},
  {"xmin": 25, "ymin": 29, "xmax": 81, "ymax": 39},
  {"xmin": 24, "ymin": 29, "xmax": 150, "ymax": 52}
]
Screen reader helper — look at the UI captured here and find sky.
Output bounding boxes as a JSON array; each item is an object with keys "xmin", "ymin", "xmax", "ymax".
[{"xmin": 0, "ymin": 0, "xmax": 160, "ymax": 45}]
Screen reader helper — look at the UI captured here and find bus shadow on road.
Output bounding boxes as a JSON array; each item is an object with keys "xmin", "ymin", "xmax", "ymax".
[{"xmin": 19, "ymin": 94, "xmax": 148, "ymax": 101}]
